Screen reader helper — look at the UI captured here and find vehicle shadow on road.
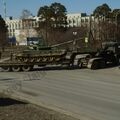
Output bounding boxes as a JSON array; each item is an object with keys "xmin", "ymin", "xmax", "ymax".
[
  {"xmin": 0, "ymin": 78, "xmax": 15, "ymax": 81},
  {"xmin": 33, "ymin": 64, "xmax": 120, "ymax": 71},
  {"xmin": 0, "ymin": 97, "xmax": 27, "ymax": 106},
  {"xmin": 90, "ymin": 64, "xmax": 120, "ymax": 71},
  {"xmin": 33, "ymin": 66, "xmax": 82, "ymax": 71}
]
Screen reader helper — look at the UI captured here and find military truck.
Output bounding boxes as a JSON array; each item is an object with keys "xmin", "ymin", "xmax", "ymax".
[
  {"xmin": 78, "ymin": 42, "xmax": 120, "ymax": 69},
  {"xmin": 0, "ymin": 41, "xmax": 120, "ymax": 72}
]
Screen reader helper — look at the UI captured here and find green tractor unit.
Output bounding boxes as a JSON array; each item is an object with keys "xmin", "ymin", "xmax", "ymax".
[{"xmin": 78, "ymin": 42, "xmax": 120, "ymax": 69}]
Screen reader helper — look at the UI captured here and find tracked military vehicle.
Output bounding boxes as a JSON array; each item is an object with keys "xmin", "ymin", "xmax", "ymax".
[
  {"xmin": 0, "ymin": 45, "xmax": 68, "ymax": 72},
  {"xmin": 0, "ymin": 43, "xmax": 84, "ymax": 72},
  {"xmin": 15, "ymin": 46, "xmax": 67, "ymax": 63}
]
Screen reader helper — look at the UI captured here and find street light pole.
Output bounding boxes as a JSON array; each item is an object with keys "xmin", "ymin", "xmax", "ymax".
[{"xmin": 73, "ymin": 31, "xmax": 77, "ymax": 51}]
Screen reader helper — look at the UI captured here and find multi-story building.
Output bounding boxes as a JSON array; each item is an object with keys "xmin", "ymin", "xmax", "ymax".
[
  {"xmin": 5, "ymin": 13, "xmax": 92, "ymax": 45},
  {"xmin": 67, "ymin": 13, "xmax": 90, "ymax": 27},
  {"xmin": 6, "ymin": 16, "xmax": 39, "ymax": 45}
]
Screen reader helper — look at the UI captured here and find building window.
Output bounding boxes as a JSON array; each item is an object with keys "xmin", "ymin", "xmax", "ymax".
[
  {"xmin": 85, "ymin": 19, "xmax": 88, "ymax": 23},
  {"xmin": 15, "ymin": 23, "xmax": 17, "ymax": 29},
  {"xmin": 81, "ymin": 19, "xmax": 84, "ymax": 23}
]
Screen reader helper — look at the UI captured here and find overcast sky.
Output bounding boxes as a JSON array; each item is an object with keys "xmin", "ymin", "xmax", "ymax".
[{"xmin": 0, "ymin": 0, "xmax": 120, "ymax": 18}]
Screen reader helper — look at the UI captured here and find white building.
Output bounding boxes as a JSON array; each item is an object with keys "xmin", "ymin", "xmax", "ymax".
[
  {"xmin": 6, "ymin": 17, "xmax": 39, "ymax": 45},
  {"xmin": 5, "ymin": 13, "xmax": 93, "ymax": 45},
  {"xmin": 67, "ymin": 13, "xmax": 91, "ymax": 27}
]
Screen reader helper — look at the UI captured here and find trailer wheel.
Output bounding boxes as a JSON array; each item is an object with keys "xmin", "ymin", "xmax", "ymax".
[
  {"xmin": 12, "ymin": 66, "xmax": 21, "ymax": 72},
  {"xmin": 22, "ymin": 66, "xmax": 33, "ymax": 72},
  {"xmin": 2, "ymin": 66, "xmax": 11, "ymax": 72}
]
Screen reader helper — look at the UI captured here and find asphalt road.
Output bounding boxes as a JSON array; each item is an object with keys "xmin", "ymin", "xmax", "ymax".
[{"xmin": 0, "ymin": 66, "xmax": 120, "ymax": 120}]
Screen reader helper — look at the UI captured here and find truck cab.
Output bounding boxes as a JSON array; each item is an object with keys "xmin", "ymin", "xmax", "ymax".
[{"xmin": 88, "ymin": 42, "xmax": 120, "ymax": 69}]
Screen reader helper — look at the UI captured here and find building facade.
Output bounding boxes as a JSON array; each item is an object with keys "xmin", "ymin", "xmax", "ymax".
[
  {"xmin": 67, "ymin": 13, "xmax": 90, "ymax": 27},
  {"xmin": 6, "ymin": 17, "xmax": 39, "ymax": 45},
  {"xmin": 5, "ymin": 13, "xmax": 92, "ymax": 45}
]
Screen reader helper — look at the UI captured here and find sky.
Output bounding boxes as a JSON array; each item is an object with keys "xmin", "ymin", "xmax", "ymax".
[{"xmin": 0, "ymin": 0, "xmax": 120, "ymax": 19}]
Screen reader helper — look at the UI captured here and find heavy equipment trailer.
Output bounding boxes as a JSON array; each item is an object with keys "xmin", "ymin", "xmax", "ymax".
[
  {"xmin": 0, "ymin": 41, "xmax": 119, "ymax": 71},
  {"xmin": 0, "ymin": 46, "xmax": 85, "ymax": 72}
]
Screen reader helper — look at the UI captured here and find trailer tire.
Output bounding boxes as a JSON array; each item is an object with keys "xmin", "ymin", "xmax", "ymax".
[
  {"xmin": 22, "ymin": 66, "xmax": 33, "ymax": 72},
  {"xmin": 99, "ymin": 60, "xmax": 106, "ymax": 69},
  {"xmin": 12, "ymin": 66, "xmax": 21, "ymax": 72},
  {"xmin": 2, "ymin": 66, "xmax": 11, "ymax": 72}
]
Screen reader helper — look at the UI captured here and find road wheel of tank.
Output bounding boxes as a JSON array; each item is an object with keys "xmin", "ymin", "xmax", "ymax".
[
  {"xmin": 23, "ymin": 58, "xmax": 29, "ymax": 62},
  {"xmin": 19, "ymin": 57, "xmax": 24, "ymax": 62},
  {"xmin": 55, "ymin": 57, "xmax": 60, "ymax": 62},
  {"xmin": 12, "ymin": 66, "xmax": 21, "ymax": 72},
  {"xmin": 22, "ymin": 66, "xmax": 33, "ymax": 72},
  {"xmin": 49, "ymin": 57, "xmax": 54, "ymax": 62},
  {"xmin": 17, "ymin": 57, "xmax": 24, "ymax": 62},
  {"xmin": 42, "ymin": 57, "xmax": 47, "ymax": 62},
  {"xmin": 2, "ymin": 66, "xmax": 11, "ymax": 72},
  {"xmin": 36, "ymin": 58, "xmax": 41, "ymax": 62},
  {"xmin": 16, "ymin": 57, "xmax": 22, "ymax": 62},
  {"xmin": 30, "ymin": 58, "xmax": 35, "ymax": 63},
  {"xmin": 35, "ymin": 57, "xmax": 38, "ymax": 62},
  {"xmin": 19, "ymin": 58, "xmax": 23, "ymax": 62}
]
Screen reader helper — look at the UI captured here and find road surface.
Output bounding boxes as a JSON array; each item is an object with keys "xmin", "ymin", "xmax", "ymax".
[{"xmin": 0, "ymin": 67, "xmax": 120, "ymax": 120}]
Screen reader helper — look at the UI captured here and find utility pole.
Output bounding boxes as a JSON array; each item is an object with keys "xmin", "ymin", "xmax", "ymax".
[
  {"xmin": 2, "ymin": 0, "xmax": 6, "ymax": 20},
  {"xmin": 73, "ymin": 31, "xmax": 77, "ymax": 51},
  {"xmin": 86, "ymin": 15, "xmax": 95, "ymax": 48}
]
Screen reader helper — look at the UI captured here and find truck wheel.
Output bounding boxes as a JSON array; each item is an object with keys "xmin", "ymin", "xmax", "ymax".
[
  {"xmin": 117, "ymin": 58, "xmax": 120, "ymax": 65},
  {"xmin": 99, "ymin": 60, "xmax": 106, "ymax": 69},
  {"xmin": 12, "ymin": 66, "xmax": 21, "ymax": 72},
  {"xmin": 2, "ymin": 66, "xmax": 11, "ymax": 72},
  {"xmin": 22, "ymin": 66, "xmax": 33, "ymax": 72},
  {"xmin": 91, "ymin": 61, "xmax": 98, "ymax": 70}
]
